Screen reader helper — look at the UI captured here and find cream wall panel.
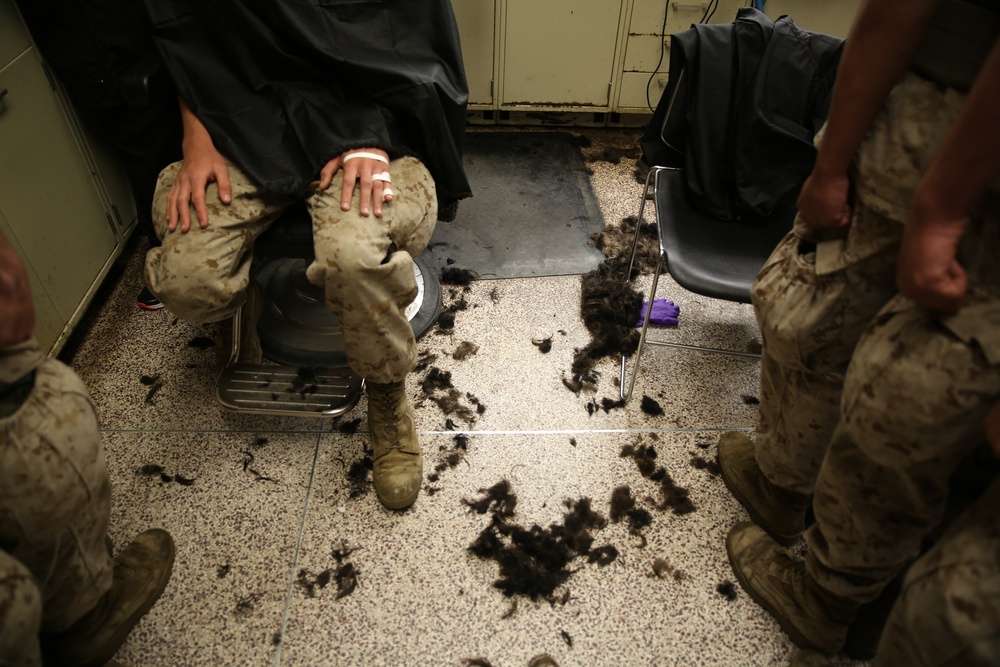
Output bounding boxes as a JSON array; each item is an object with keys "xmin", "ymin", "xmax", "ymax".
[
  {"xmin": 0, "ymin": 0, "xmax": 29, "ymax": 66},
  {"xmin": 765, "ymin": 0, "xmax": 861, "ymax": 37},
  {"xmin": 618, "ymin": 69, "xmax": 670, "ymax": 110},
  {"xmin": 503, "ymin": 0, "xmax": 623, "ymax": 107},
  {"xmin": 451, "ymin": 0, "xmax": 496, "ymax": 105},
  {"xmin": 0, "ymin": 49, "xmax": 117, "ymax": 324},
  {"xmin": 624, "ymin": 33, "xmax": 667, "ymax": 72}
]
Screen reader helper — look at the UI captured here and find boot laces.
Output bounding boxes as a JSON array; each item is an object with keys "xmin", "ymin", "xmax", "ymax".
[{"xmin": 374, "ymin": 391, "xmax": 402, "ymax": 449}]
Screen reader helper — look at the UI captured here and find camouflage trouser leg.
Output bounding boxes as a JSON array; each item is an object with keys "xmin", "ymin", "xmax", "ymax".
[
  {"xmin": 750, "ymin": 207, "xmax": 902, "ymax": 494},
  {"xmin": 145, "ymin": 157, "xmax": 437, "ymax": 383},
  {"xmin": 0, "ymin": 551, "xmax": 43, "ymax": 667},
  {"xmin": 875, "ymin": 475, "xmax": 1000, "ymax": 667},
  {"xmin": 305, "ymin": 156, "xmax": 437, "ymax": 384},
  {"xmin": 0, "ymin": 339, "xmax": 112, "ymax": 633},
  {"xmin": 805, "ymin": 282, "xmax": 1000, "ymax": 603},
  {"xmin": 144, "ymin": 159, "xmax": 295, "ymax": 324}
]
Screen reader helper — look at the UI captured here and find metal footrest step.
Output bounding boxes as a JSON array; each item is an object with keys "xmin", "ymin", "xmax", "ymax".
[{"xmin": 217, "ymin": 363, "xmax": 364, "ymax": 417}]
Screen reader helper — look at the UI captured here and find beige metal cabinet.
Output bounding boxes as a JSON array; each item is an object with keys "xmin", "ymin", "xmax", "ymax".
[
  {"xmin": 452, "ymin": 0, "xmax": 497, "ymax": 107},
  {"xmin": 618, "ymin": 0, "xmax": 745, "ymax": 110},
  {"xmin": 1, "ymin": 0, "xmax": 136, "ymax": 355},
  {"xmin": 448, "ymin": 0, "xmax": 861, "ymax": 117},
  {"xmin": 765, "ymin": 0, "xmax": 860, "ymax": 37},
  {"xmin": 501, "ymin": 0, "xmax": 625, "ymax": 109},
  {"xmin": 615, "ymin": 0, "xmax": 860, "ymax": 112}
]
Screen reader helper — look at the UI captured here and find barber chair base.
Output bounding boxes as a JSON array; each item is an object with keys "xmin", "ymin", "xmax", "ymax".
[
  {"xmin": 217, "ymin": 364, "xmax": 364, "ymax": 417},
  {"xmin": 252, "ymin": 255, "xmax": 441, "ymax": 368},
  {"xmin": 216, "ymin": 254, "xmax": 440, "ymax": 417}
]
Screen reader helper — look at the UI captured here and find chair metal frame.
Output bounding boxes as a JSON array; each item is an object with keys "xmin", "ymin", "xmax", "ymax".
[{"xmin": 618, "ymin": 166, "xmax": 762, "ymax": 402}]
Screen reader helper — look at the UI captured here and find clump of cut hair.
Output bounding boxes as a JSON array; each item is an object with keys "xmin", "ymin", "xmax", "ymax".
[
  {"xmin": 568, "ymin": 257, "xmax": 644, "ymax": 391},
  {"xmin": 466, "ymin": 482, "xmax": 613, "ymax": 601}
]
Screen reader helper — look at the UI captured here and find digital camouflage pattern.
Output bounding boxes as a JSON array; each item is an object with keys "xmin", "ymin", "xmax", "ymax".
[
  {"xmin": 751, "ymin": 73, "xmax": 972, "ymax": 495},
  {"xmin": 750, "ymin": 69, "xmax": 1000, "ymax": 612},
  {"xmin": 0, "ymin": 338, "xmax": 113, "ymax": 661},
  {"xmin": 876, "ymin": 475, "xmax": 1000, "ymax": 666},
  {"xmin": 145, "ymin": 156, "xmax": 437, "ymax": 385},
  {"xmin": 0, "ymin": 551, "xmax": 42, "ymax": 666}
]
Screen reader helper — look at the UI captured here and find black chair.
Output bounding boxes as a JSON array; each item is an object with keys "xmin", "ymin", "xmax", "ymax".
[{"xmin": 619, "ymin": 70, "xmax": 798, "ymax": 402}]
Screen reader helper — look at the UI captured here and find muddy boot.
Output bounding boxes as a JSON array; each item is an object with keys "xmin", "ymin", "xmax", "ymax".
[
  {"xmin": 718, "ymin": 431, "xmax": 810, "ymax": 546},
  {"xmin": 367, "ymin": 380, "xmax": 422, "ymax": 510},
  {"xmin": 216, "ymin": 281, "xmax": 263, "ymax": 369},
  {"xmin": 45, "ymin": 529, "xmax": 175, "ymax": 667},
  {"xmin": 727, "ymin": 522, "xmax": 858, "ymax": 654}
]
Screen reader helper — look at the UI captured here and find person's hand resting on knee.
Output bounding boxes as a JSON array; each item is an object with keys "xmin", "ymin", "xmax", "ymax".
[
  {"xmin": 319, "ymin": 147, "xmax": 392, "ymax": 218},
  {"xmin": 166, "ymin": 98, "xmax": 233, "ymax": 234}
]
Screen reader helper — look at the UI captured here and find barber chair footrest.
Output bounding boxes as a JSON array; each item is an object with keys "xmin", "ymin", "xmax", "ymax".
[{"xmin": 217, "ymin": 363, "xmax": 364, "ymax": 417}]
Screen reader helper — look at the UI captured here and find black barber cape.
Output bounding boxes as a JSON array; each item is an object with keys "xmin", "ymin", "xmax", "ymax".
[
  {"xmin": 641, "ymin": 8, "xmax": 843, "ymax": 221},
  {"xmin": 145, "ymin": 0, "xmax": 471, "ymax": 209}
]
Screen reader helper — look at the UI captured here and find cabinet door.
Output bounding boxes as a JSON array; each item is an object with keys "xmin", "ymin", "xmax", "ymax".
[
  {"xmin": 0, "ymin": 48, "xmax": 117, "ymax": 325},
  {"xmin": 79, "ymin": 121, "xmax": 139, "ymax": 236},
  {"xmin": 452, "ymin": 0, "xmax": 496, "ymax": 106},
  {"xmin": 0, "ymin": 0, "xmax": 30, "ymax": 67},
  {"xmin": 502, "ymin": 0, "xmax": 623, "ymax": 107},
  {"xmin": 0, "ymin": 209, "xmax": 63, "ymax": 351}
]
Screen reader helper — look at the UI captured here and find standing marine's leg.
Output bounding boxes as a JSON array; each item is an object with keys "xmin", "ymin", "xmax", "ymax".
[
  {"xmin": 306, "ymin": 156, "xmax": 438, "ymax": 509},
  {"xmin": 720, "ymin": 73, "xmax": 969, "ymax": 544},
  {"xmin": 0, "ymin": 551, "xmax": 43, "ymax": 667},
  {"xmin": 720, "ymin": 202, "xmax": 904, "ymax": 545},
  {"xmin": 728, "ymin": 209, "xmax": 1000, "ymax": 655},
  {"xmin": 0, "ymin": 338, "xmax": 175, "ymax": 666}
]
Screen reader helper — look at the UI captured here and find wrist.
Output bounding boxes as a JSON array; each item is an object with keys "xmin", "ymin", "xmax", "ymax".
[
  {"xmin": 811, "ymin": 157, "xmax": 849, "ymax": 183},
  {"xmin": 908, "ymin": 184, "xmax": 968, "ymax": 234}
]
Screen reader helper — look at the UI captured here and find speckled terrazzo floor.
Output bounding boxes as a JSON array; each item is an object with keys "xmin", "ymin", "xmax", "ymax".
[{"xmin": 65, "ymin": 127, "xmax": 872, "ymax": 667}]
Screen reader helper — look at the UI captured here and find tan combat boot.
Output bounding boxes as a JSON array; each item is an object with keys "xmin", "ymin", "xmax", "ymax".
[
  {"xmin": 45, "ymin": 529, "xmax": 175, "ymax": 667},
  {"xmin": 718, "ymin": 431, "xmax": 810, "ymax": 546},
  {"xmin": 367, "ymin": 380, "xmax": 423, "ymax": 510},
  {"xmin": 216, "ymin": 281, "xmax": 263, "ymax": 369},
  {"xmin": 727, "ymin": 522, "xmax": 858, "ymax": 654}
]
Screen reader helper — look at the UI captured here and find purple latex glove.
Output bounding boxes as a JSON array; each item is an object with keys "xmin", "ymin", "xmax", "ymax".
[{"xmin": 636, "ymin": 299, "xmax": 680, "ymax": 326}]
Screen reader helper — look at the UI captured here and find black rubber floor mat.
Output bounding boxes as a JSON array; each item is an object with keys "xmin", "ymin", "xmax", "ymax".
[{"xmin": 425, "ymin": 131, "xmax": 606, "ymax": 279}]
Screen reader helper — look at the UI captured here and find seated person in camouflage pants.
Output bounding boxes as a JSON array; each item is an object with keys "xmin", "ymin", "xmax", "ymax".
[
  {"xmin": 716, "ymin": 0, "xmax": 1000, "ymax": 657},
  {"xmin": 0, "ymin": 233, "xmax": 174, "ymax": 667},
  {"xmin": 141, "ymin": 0, "xmax": 470, "ymax": 511}
]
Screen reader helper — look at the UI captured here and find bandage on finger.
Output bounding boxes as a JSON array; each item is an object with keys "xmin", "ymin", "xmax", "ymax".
[
  {"xmin": 372, "ymin": 172, "xmax": 392, "ymax": 183},
  {"xmin": 342, "ymin": 151, "xmax": 389, "ymax": 165},
  {"xmin": 382, "ymin": 187, "xmax": 395, "ymax": 200}
]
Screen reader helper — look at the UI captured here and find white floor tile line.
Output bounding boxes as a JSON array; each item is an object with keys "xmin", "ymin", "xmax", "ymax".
[{"xmin": 272, "ymin": 429, "xmax": 324, "ymax": 667}]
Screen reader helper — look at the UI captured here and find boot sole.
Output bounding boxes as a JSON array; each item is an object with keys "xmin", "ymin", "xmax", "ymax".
[
  {"xmin": 725, "ymin": 526, "xmax": 829, "ymax": 653},
  {"xmin": 720, "ymin": 462, "xmax": 802, "ymax": 548},
  {"xmin": 376, "ymin": 487, "xmax": 419, "ymax": 510}
]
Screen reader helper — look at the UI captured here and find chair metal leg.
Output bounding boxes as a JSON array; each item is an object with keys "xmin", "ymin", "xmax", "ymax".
[
  {"xmin": 620, "ymin": 167, "xmax": 665, "ymax": 402},
  {"xmin": 620, "ymin": 259, "xmax": 662, "ymax": 402},
  {"xmin": 626, "ymin": 167, "xmax": 658, "ymax": 280}
]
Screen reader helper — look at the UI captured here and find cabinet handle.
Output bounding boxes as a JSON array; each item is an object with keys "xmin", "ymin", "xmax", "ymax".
[{"xmin": 112, "ymin": 203, "xmax": 123, "ymax": 228}]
